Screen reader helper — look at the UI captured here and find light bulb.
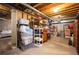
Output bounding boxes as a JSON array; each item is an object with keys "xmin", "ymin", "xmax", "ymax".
[{"xmin": 53, "ymin": 7, "xmax": 60, "ymax": 13}]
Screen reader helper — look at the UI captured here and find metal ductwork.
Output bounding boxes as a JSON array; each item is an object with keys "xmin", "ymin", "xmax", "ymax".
[{"xmin": 21, "ymin": 3, "xmax": 53, "ymax": 20}]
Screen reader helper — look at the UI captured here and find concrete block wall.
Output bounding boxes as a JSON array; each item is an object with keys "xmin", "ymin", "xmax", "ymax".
[{"xmin": 0, "ymin": 19, "xmax": 11, "ymax": 32}]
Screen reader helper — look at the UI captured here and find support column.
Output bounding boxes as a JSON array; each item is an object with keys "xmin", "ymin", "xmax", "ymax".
[
  {"xmin": 75, "ymin": 13, "xmax": 79, "ymax": 54},
  {"xmin": 11, "ymin": 9, "xmax": 17, "ymax": 46},
  {"xmin": 77, "ymin": 19, "xmax": 79, "ymax": 54}
]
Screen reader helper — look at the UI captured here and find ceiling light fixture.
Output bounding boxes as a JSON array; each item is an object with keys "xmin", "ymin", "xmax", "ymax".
[{"xmin": 53, "ymin": 7, "xmax": 60, "ymax": 13}]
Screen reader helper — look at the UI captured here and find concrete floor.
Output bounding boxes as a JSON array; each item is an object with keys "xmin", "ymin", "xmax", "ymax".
[
  {"xmin": 0, "ymin": 37, "xmax": 11, "ymax": 54},
  {"xmin": 19, "ymin": 37, "xmax": 77, "ymax": 55},
  {"xmin": 0, "ymin": 37, "xmax": 77, "ymax": 55}
]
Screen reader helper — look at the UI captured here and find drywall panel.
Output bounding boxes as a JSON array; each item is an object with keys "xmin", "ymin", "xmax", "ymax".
[{"xmin": 0, "ymin": 19, "xmax": 11, "ymax": 32}]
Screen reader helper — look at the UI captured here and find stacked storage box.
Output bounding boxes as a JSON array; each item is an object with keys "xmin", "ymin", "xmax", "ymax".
[{"xmin": 19, "ymin": 19, "xmax": 33, "ymax": 46}]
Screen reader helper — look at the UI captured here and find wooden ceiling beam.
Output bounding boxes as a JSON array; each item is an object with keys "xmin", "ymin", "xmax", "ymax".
[
  {"xmin": 39, "ymin": 3, "xmax": 62, "ymax": 11},
  {"xmin": 40, "ymin": 3, "xmax": 77, "ymax": 14},
  {"xmin": 0, "ymin": 4, "xmax": 11, "ymax": 18},
  {"xmin": 39, "ymin": 3, "xmax": 75, "ymax": 12},
  {"xmin": 33, "ymin": 3, "xmax": 43, "ymax": 8},
  {"xmin": 50, "ymin": 12, "xmax": 77, "ymax": 17},
  {"xmin": 50, "ymin": 10, "xmax": 78, "ymax": 17},
  {"xmin": 49, "ymin": 8, "xmax": 79, "ymax": 16},
  {"xmin": 36, "ymin": 3, "xmax": 51, "ymax": 9},
  {"xmin": 42, "ymin": 4, "xmax": 79, "ymax": 17},
  {"xmin": 0, "ymin": 4, "xmax": 10, "ymax": 12},
  {"xmin": 57, "ymin": 3, "xmax": 79, "ymax": 12},
  {"xmin": 47, "ymin": 7, "xmax": 79, "ymax": 16}
]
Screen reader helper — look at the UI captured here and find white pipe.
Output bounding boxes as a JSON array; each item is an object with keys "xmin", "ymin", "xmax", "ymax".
[
  {"xmin": 0, "ymin": 18, "xmax": 7, "ymax": 21},
  {"xmin": 21, "ymin": 3, "xmax": 52, "ymax": 20}
]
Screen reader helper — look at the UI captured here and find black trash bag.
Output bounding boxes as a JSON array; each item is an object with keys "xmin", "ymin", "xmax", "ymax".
[
  {"xmin": 57, "ymin": 33, "xmax": 60, "ymax": 37},
  {"xmin": 68, "ymin": 39, "xmax": 72, "ymax": 46}
]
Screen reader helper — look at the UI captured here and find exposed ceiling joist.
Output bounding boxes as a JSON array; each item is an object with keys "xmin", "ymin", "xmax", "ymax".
[
  {"xmin": 51, "ymin": 10, "xmax": 78, "ymax": 17},
  {"xmin": 39, "ymin": 3, "xmax": 78, "ymax": 17},
  {"xmin": 47, "ymin": 7, "xmax": 79, "ymax": 16},
  {"xmin": 21, "ymin": 3, "xmax": 53, "ymax": 20},
  {"xmin": 0, "ymin": 4, "xmax": 10, "ymax": 11},
  {"xmin": 49, "ymin": 7, "xmax": 79, "ymax": 17},
  {"xmin": 39, "ymin": 3, "xmax": 63, "ymax": 11},
  {"xmin": 0, "ymin": 4, "xmax": 11, "ymax": 19},
  {"xmin": 40, "ymin": 3, "xmax": 76, "ymax": 14},
  {"xmin": 56, "ymin": 3, "xmax": 78, "ymax": 12},
  {"xmin": 33, "ymin": 3, "xmax": 43, "ymax": 8}
]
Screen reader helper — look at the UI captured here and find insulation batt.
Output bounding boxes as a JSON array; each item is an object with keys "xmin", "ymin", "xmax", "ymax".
[{"xmin": 19, "ymin": 19, "xmax": 29, "ymax": 25}]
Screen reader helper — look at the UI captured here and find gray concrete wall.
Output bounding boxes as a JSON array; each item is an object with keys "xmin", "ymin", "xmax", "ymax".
[{"xmin": 0, "ymin": 19, "xmax": 11, "ymax": 32}]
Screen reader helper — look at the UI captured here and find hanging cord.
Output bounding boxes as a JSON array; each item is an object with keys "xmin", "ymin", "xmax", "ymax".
[
  {"xmin": 27, "ymin": 9, "xmax": 28, "ymax": 20},
  {"xmin": 22, "ymin": 6, "xmax": 24, "ymax": 19},
  {"xmin": 22, "ymin": 11, "xmax": 24, "ymax": 18}
]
